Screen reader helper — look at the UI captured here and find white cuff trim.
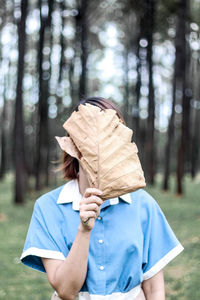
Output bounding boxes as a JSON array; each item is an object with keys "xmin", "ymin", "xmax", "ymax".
[
  {"xmin": 143, "ymin": 243, "xmax": 184, "ymax": 280},
  {"xmin": 20, "ymin": 247, "xmax": 66, "ymax": 261}
]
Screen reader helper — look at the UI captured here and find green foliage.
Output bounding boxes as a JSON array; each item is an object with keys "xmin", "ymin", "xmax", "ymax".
[{"xmin": 0, "ymin": 174, "xmax": 200, "ymax": 299}]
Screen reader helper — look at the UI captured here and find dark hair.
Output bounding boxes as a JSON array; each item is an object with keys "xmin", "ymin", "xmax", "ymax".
[{"xmin": 62, "ymin": 97, "xmax": 125, "ymax": 180}]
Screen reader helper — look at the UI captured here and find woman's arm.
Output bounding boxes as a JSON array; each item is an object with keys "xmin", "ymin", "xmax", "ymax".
[
  {"xmin": 142, "ymin": 270, "xmax": 165, "ymax": 300},
  {"xmin": 42, "ymin": 188, "xmax": 103, "ymax": 300}
]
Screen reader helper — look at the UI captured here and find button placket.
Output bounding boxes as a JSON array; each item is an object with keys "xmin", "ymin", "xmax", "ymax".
[
  {"xmin": 88, "ymin": 211, "xmax": 108, "ymax": 293},
  {"xmin": 96, "ymin": 215, "xmax": 105, "ymax": 279}
]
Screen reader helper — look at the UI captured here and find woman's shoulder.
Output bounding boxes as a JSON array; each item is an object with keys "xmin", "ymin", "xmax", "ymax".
[
  {"xmin": 34, "ymin": 184, "xmax": 66, "ymax": 211},
  {"xmin": 130, "ymin": 188, "xmax": 157, "ymax": 207},
  {"xmin": 128, "ymin": 188, "xmax": 162, "ymax": 219}
]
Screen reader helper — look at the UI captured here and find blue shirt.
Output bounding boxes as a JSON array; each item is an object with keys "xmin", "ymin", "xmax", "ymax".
[{"xmin": 21, "ymin": 179, "xmax": 183, "ymax": 299}]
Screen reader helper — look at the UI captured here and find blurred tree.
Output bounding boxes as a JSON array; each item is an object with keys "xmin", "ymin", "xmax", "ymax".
[
  {"xmin": 75, "ymin": 0, "xmax": 89, "ymax": 99},
  {"xmin": 56, "ymin": 0, "xmax": 68, "ymax": 119},
  {"xmin": 0, "ymin": 0, "xmax": 200, "ymax": 198},
  {"xmin": 0, "ymin": 1, "xmax": 9, "ymax": 178},
  {"xmin": 123, "ymin": 47, "xmax": 130, "ymax": 126},
  {"xmin": 35, "ymin": 0, "xmax": 53, "ymax": 190},
  {"xmin": 134, "ymin": 21, "xmax": 142, "ymax": 145},
  {"xmin": 163, "ymin": 2, "xmax": 182, "ymax": 191},
  {"xmin": 120, "ymin": 2, "xmax": 137, "ymax": 128},
  {"xmin": 79, "ymin": 0, "xmax": 88, "ymax": 98},
  {"xmin": 146, "ymin": 0, "xmax": 156, "ymax": 185},
  {"xmin": 122, "ymin": 0, "xmax": 157, "ymax": 184},
  {"xmin": 191, "ymin": 53, "xmax": 200, "ymax": 178},
  {"xmin": 58, "ymin": 0, "xmax": 66, "ymax": 84},
  {"xmin": 176, "ymin": 0, "xmax": 190, "ymax": 195},
  {"xmin": 0, "ymin": 88, "xmax": 6, "ymax": 179},
  {"xmin": 134, "ymin": 0, "xmax": 157, "ymax": 185},
  {"xmin": 14, "ymin": 0, "xmax": 29, "ymax": 203}
]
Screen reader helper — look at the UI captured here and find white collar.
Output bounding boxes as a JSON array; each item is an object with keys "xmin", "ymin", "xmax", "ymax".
[{"xmin": 57, "ymin": 179, "xmax": 132, "ymax": 211}]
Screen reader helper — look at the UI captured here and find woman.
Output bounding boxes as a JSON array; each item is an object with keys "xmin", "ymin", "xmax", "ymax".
[{"xmin": 21, "ymin": 97, "xmax": 184, "ymax": 300}]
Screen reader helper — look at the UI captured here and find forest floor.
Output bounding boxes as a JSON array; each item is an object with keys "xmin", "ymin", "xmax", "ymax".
[{"xmin": 0, "ymin": 173, "xmax": 200, "ymax": 300}]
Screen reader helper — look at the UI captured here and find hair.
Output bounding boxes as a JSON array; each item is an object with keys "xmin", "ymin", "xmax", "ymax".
[{"xmin": 62, "ymin": 97, "xmax": 125, "ymax": 180}]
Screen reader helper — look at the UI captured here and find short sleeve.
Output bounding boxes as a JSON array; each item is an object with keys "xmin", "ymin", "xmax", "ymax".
[
  {"xmin": 20, "ymin": 198, "xmax": 68, "ymax": 273},
  {"xmin": 142, "ymin": 197, "xmax": 184, "ymax": 280}
]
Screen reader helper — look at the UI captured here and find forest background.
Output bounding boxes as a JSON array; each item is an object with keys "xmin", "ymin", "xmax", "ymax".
[
  {"xmin": 0, "ymin": 0, "xmax": 200, "ymax": 200},
  {"xmin": 0, "ymin": 0, "xmax": 200, "ymax": 299}
]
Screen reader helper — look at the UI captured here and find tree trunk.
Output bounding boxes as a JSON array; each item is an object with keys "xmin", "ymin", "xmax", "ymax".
[
  {"xmin": 68, "ymin": 60, "xmax": 75, "ymax": 108},
  {"xmin": 191, "ymin": 108, "xmax": 200, "ymax": 178},
  {"xmin": 191, "ymin": 58, "xmax": 200, "ymax": 178},
  {"xmin": 79, "ymin": 0, "xmax": 88, "ymax": 99},
  {"xmin": 0, "ymin": 16, "xmax": 7, "ymax": 179},
  {"xmin": 163, "ymin": 5, "xmax": 181, "ymax": 191},
  {"xmin": 134, "ymin": 10, "xmax": 146, "ymax": 167},
  {"xmin": 35, "ymin": 0, "xmax": 53, "ymax": 190},
  {"xmin": 14, "ymin": 0, "xmax": 28, "ymax": 204},
  {"xmin": 123, "ymin": 47, "xmax": 130, "ymax": 126},
  {"xmin": 146, "ymin": 0, "xmax": 156, "ymax": 185},
  {"xmin": 58, "ymin": 0, "xmax": 66, "ymax": 83},
  {"xmin": 162, "ymin": 72, "xmax": 176, "ymax": 191},
  {"xmin": 135, "ymin": 38, "xmax": 141, "ymax": 144},
  {"xmin": 0, "ymin": 96, "xmax": 6, "ymax": 179},
  {"xmin": 176, "ymin": 0, "xmax": 189, "ymax": 195},
  {"xmin": 57, "ymin": 0, "xmax": 67, "ymax": 118}
]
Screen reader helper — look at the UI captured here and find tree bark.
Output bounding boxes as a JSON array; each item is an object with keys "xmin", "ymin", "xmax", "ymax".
[
  {"xmin": 14, "ymin": 0, "xmax": 28, "ymax": 204},
  {"xmin": 79, "ymin": 0, "xmax": 88, "ymax": 99},
  {"xmin": 123, "ymin": 47, "xmax": 130, "ymax": 126},
  {"xmin": 176, "ymin": 0, "xmax": 189, "ymax": 195},
  {"xmin": 163, "ymin": 6, "xmax": 181, "ymax": 191},
  {"xmin": 162, "ymin": 72, "xmax": 176, "ymax": 191},
  {"xmin": 191, "ymin": 108, "xmax": 200, "ymax": 178},
  {"xmin": 0, "ymin": 11, "xmax": 7, "ymax": 179},
  {"xmin": 146, "ymin": 0, "xmax": 156, "ymax": 185},
  {"xmin": 135, "ymin": 38, "xmax": 141, "ymax": 144},
  {"xmin": 191, "ymin": 58, "xmax": 200, "ymax": 178},
  {"xmin": 0, "ymin": 96, "xmax": 6, "ymax": 179},
  {"xmin": 58, "ymin": 0, "xmax": 66, "ymax": 84},
  {"xmin": 35, "ymin": 0, "xmax": 53, "ymax": 190}
]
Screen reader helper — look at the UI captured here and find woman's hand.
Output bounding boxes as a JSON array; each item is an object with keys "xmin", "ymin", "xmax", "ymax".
[
  {"xmin": 42, "ymin": 189, "xmax": 103, "ymax": 299},
  {"xmin": 79, "ymin": 188, "xmax": 103, "ymax": 231}
]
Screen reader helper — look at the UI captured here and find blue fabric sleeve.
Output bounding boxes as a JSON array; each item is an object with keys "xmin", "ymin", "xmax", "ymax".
[
  {"xmin": 20, "ymin": 198, "xmax": 69, "ymax": 273},
  {"xmin": 142, "ymin": 196, "xmax": 183, "ymax": 280}
]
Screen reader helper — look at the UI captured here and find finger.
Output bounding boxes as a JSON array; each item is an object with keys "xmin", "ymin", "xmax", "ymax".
[
  {"xmin": 82, "ymin": 195, "xmax": 103, "ymax": 206},
  {"xmin": 82, "ymin": 217, "xmax": 90, "ymax": 225},
  {"xmin": 84, "ymin": 188, "xmax": 103, "ymax": 198},
  {"xmin": 81, "ymin": 203, "xmax": 99, "ymax": 212},
  {"xmin": 80, "ymin": 211, "xmax": 96, "ymax": 220}
]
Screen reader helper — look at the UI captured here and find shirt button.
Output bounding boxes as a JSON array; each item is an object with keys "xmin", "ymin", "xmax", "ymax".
[
  {"xmin": 99, "ymin": 266, "xmax": 104, "ymax": 270},
  {"xmin": 98, "ymin": 239, "xmax": 103, "ymax": 244},
  {"xmin": 97, "ymin": 216, "xmax": 102, "ymax": 220}
]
